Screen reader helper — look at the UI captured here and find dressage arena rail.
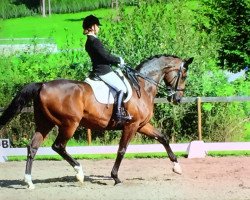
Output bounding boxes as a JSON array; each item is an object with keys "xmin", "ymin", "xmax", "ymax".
[
  {"xmin": 0, "ymin": 96, "xmax": 250, "ymax": 161},
  {"xmin": 1, "ymin": 141, "xmax": 250, "ymax": 162}
]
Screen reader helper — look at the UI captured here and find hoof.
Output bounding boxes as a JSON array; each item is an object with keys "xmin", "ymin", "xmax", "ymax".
[
  {"xmin": 24, "ymin": 174, "xmax": 35, "ymax": 189},
  {"xmin": 113, "ymin": 177, "xmax": 122, "ymax": 186},
  {"xmin": 173, "ymin": 162, "xmax": 182, "ymax": 175},
  {"xmin": 114, "ymin": 182, "xmax": 123, "ymax": 186},
  {"xmin": 114, "ymin": 180, "xmax": 122, "ymax": 186},
  {"xmin": 74, "ymin": 165, "xmax": 84, "ymax": 183},
  {"xmin": 76, "ymin": 174, "xmax": 84, "ymax": 184},
  {"xmin": 27, "ymin": 183, "xmax": 35, "ymax": 190}
]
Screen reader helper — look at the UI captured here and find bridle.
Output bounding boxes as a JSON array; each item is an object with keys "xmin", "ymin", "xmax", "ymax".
[
  {"xmin": 166, "ymin": 62, "xmax": 186, "ymax": 97},
  {"xmin": 124, "ymin": 62, "xmax": 186, "ymax": 98}
]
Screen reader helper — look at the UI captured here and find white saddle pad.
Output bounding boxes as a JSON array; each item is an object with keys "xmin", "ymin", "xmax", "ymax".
[{"xmin": 84, "ymin": 72, "xmax": 133, "ymax": 104}]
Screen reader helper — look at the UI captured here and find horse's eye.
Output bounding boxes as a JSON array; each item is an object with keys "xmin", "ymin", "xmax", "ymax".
[{"xmin": 182, "ymin": 76, "xmax": 187, "ymax": 80}]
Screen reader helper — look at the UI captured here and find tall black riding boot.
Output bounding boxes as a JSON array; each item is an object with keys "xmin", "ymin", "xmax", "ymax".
[{"xmin": 115, "ymin": 91, "xmax": 131, "ymax": 123}]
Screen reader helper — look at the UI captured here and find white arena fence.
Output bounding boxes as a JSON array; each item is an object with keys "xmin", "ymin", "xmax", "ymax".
[
  {"xmin": 0, "ymin": 38, "xmax": 58, "ymax": 55},
  {"xmin": 1, "ymin": 139, "xmax": 250, "ymax": 162}
]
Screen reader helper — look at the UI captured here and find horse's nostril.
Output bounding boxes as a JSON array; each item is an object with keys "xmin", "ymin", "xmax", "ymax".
[{"xmin": 174, "ymin": 96, "xmax": 182, "ymax": 104}]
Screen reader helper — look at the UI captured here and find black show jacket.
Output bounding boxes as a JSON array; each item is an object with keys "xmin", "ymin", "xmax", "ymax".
[{"xmin": 85, "ymin": 35, "xmax": 120, "ymax": 75}]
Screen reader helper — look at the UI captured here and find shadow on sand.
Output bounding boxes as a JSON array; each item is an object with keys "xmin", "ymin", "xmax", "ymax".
[{"xmin": 0, "ymin": 175, "xmax": 113, "ymax": 189}]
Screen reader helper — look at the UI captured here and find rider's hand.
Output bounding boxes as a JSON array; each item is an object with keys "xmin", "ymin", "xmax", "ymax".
[{"xmin": 118, "ymin": 57, "xmax": 126, "ymax": 68}]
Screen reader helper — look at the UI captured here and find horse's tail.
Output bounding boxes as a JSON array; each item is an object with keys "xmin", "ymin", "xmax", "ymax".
[{"xmin": 0, "ymin": 82, "xmax": 43, "ymax": 128}]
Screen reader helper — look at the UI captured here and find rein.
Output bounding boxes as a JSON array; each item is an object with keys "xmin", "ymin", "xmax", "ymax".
[
  {"xmin": 124, "ymin": 63, "xmax": 184, "ymax": 97},
  {"xmin": 125, "ymin": 65, "xmax": 165, "ymax": 97},
  {"xmin": 127, "ymin": 66, "xmax": 161, "ymax": 85}
]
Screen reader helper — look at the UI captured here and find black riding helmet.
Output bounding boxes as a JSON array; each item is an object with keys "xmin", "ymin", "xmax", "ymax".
[{"xmin": 83, "ymin": 15, "xmax": 101, "ymax": 29}]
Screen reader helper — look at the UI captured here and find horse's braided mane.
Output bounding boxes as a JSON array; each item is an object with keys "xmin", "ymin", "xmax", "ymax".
[{"xmin": 135, "ymin": 54, "xmax": 180, "ymax": 70}]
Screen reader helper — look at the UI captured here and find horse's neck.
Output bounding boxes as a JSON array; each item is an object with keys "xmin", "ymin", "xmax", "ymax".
[{"xmin": 139, "ymin": 58, "xmax": 165, "ymax": 83}]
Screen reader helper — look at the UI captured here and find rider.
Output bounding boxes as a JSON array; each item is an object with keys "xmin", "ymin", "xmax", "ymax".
[{"xmin": 83, "ymin": 14, "xmax": 131, "ymax": 123}]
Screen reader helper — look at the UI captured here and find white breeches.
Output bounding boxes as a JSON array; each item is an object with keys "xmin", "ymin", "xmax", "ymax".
[{"xmin": 99, "ymin": 71, "xmax": 127, "ymax": 93}]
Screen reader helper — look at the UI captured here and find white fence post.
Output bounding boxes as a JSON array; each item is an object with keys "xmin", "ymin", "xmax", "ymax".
[{"xmin": 187, "ymin": 140, "xmax": 207, "ymax": 158}]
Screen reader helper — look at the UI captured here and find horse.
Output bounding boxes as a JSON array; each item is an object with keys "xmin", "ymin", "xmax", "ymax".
[{"xmin": 0, "ymin": 54, "xmax": 193, "ymax": 189}]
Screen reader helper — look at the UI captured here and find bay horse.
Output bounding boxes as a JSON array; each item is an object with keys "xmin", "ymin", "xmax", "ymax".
[{"xmin": 0, "ymin": 54, "xmax": 193, "ymax": 189}]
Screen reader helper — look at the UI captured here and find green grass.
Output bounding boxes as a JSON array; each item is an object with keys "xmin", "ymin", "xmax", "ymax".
[
  {"xmin": 7, "ymin": 152, "xmax": 185, "ymax": 161},
  {"xmin": 0, "ymin": 8, "xmax": 117, "ymax": 48},
  {"xmin": 7, "ymin": 150, "xmax": 250, "ymax": 161},
  {"xmin": 208, "ymin": 150, "xmax": 250, "ymax": 157}
]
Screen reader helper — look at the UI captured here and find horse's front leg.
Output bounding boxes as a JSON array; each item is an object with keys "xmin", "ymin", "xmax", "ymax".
[
  {"xmin": 138, "ymin": 123, "xmax": 182, "ymax": 175},
  {"xmin": 111, "ymin": 126, "xmax": 137, "ymax": 185}
]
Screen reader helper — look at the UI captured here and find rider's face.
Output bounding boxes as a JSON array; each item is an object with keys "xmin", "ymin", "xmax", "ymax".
[
  {"xmin": 93, "ymin": 24, "xmax": 100, "ymax": 35},
  {"xmin": 83, "ymin": 24, "xmax": 100, "ymax": 35}
]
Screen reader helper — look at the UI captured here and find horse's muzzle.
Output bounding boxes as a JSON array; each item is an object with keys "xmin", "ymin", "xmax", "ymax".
[
  {"xmin": 167, "ymin": 94, "xmax": 182, "ymax": 104},
  {"xmin": 174, "ymin": 96, "xmax": 182, "ymax": 104}
]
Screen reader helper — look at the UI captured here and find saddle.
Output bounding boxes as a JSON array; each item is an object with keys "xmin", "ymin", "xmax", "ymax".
[{"xmin": 84, "ymin": 69, "xmax": 133, "ymax": 105}]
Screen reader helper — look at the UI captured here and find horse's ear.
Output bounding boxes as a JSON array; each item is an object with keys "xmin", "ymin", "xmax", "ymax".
[{"xmin": 184, "ymin": 57, "xmax": 194, "ymax": 70}]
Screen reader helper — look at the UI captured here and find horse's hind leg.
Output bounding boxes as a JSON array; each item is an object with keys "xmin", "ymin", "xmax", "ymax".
[
  {"xmin": 52, "ymin": 125, "xmax": 84, "ymax": 183},
  {"xmin": 24, "ymin": 122, "xmax": 53, "ymax": 189},
  {"xmin": 138, "ymin": 123, "xmax": 182, "ymax": 174}
]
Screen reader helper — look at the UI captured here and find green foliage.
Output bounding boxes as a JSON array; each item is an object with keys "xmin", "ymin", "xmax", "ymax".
[
  {"xmin": 0, "ymin": 113, "xmax": 34, "ymax": 147},
  {"xmin": 197, "ymin": 0, "xmax": 250, "ymax": 71},
  {"xmin": 0, "ymin": 0, "xmax": 36, "ymax": 19},
  {"xmin": 0, "ymin": 47, "xmax": 91, "ymax": 107},
  {"xmin": 0, "ymin": 0, "xmax": 133, "ymax": 19},
  {"xmin": 102, "ymin": 0, "xmax": 206, "ymax": 64},
  {"xmin": 203, "ymin": 103, "xmax": 247, "ymax": 141},
  {"xmin": 50, "ymin": 0, "xmax": 115, "ymax": 14},
  {"xmin": 244, "ymin": 123, "xmax": 250, "ymax": 141}
]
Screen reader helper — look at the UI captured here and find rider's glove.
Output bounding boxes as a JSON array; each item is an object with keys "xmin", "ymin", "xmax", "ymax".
[{"xmin": 118, "ymin": 57, "xmax": 126, "ymax": 68}]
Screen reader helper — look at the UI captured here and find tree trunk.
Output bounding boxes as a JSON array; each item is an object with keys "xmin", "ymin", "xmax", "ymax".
[
  {"xmin": 48, "ymin": 0, "xmax": 51, "ymax": 16},
  {"xmin": 41, "ymin": 0, "xmax": 46, "ymax": 17}
]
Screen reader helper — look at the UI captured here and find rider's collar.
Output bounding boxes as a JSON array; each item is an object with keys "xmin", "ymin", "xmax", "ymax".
[{"xmin": 87, "ymin": 33, "xmax": 97, "ymax": 38}]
